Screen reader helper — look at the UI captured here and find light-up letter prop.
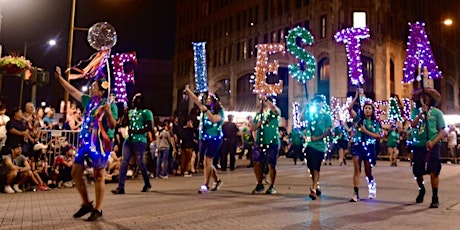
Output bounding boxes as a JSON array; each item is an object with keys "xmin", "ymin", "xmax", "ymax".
[
  {"xmin": 402, "ymin": 21, "xmax": 442, "ymax": 83},
  {"xmin": 334, "ymin": 27, "xmax": 370, "ymax": 85},
  {"xmin": 192, "ymin": 42, "xmax": 208, "ymax": 93},
  {"xmin": 112, "ymin": 51, "xmax": 137, "ymax": 103},
  {"xmin": 286, "ymin": 26, "xmax": 316, "ymax": 82},
  {"xmin": 253, "ymin": 43, "xmax": 284, "ymax": 95}
]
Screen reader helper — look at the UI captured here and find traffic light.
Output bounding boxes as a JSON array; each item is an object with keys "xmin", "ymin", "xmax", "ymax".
[{"xmin": 28, "ymin": 67, "xmax": 49, "ymax": 86}]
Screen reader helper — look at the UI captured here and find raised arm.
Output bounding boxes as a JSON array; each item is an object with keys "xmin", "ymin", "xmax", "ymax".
[
  {"xmin": 55, "ymin": 66, "xmax": 83, "ymax": 103},
  {"xmin": 184, "ymin": 85, "xmax": 222, "ymax": 123},
  {"xmin": 348, "ymin": 89, "xmax": 360, "ymax": 119}
]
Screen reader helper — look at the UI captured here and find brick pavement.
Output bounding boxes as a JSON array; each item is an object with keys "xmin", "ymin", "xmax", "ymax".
[{"xmin": 1, "ymin": 158, "xmax": 460, "ymax": 230}]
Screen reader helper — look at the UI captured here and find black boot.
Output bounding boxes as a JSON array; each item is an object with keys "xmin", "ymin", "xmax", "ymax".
[
  {"xmin": 429, "ymin": 196, "xmax": 439, "ymax": 208},
  {"xmin": 416, "ymin": 188, "xmax": 425, "ymax": 203}
]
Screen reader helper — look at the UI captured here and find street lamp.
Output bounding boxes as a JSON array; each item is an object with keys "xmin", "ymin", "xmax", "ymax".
[
  {"xmin": 444, "ymin": 18, "xmax": 453, "ymax": 26},
  {"xmin": 19, "ymin": 39, "xmax": 57, "ymax": 107}
]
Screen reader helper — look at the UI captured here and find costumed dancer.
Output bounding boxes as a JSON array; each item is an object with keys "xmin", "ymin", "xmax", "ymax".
[
  {"xmin": 410, "ymin": 87, "xmax": 446, "ymax": 208},
  {"xmin": 184, "ymin": 85, "xmax": 224, "ymax": 194},
  {"xmin": 304, "ymin": 94, "xmax": 333, "ymax": 200},
  {"xmin": 112, "ymin": 93, "xmax": 153, "ymax": 194},
  {"xmin": 250, "ymin": 96, "xmax": 280, "ymax": 194},
  {"xmin": 348, "ymin": 89, "xmax": 381, "ymax": 202},
  {"xmin": 55, "ymin": 67, "xmax": 118, "ymax": 221}
]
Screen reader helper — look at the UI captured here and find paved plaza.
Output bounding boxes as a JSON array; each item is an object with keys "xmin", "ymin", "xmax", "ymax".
[{"xmin": 1, "ymin": 158, "xmax": 460, "ymax": 229}]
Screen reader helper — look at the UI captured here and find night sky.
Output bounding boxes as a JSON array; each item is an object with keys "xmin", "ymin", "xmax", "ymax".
[{"xmin": 0, "ymin": 0, "xmax": 176, "ymax": 110}]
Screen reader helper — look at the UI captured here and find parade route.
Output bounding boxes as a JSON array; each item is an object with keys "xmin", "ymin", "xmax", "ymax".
[{"xmin": 1, "ymin": 158, "xmax": 460, "ymax": 230}]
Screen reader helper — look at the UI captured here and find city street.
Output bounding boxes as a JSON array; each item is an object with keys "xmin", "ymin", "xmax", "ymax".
[{"xmin": 1, "ymin": 158, "xmax": 460, "ymax": 229}]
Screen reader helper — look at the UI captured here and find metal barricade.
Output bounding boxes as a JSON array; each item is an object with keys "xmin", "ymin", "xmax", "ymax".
[{"xmin": 38, "ymin": 129, "xmax": 80, "ymax": 166}]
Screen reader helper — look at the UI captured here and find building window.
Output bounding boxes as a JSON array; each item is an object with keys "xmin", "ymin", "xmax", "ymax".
[
  {"xmin": 278, "ymin": 29, "xmax": 284, "ymax": 43},
  {"xmin": 271, "ymin": 31, "xmax": 277, "ymax": 42},
  {"xmin": 243, "ymin": 10, "xmax": 247, "ymax": 29},
  {"xmin": 277, "ymin": 0, "xmax": 283, "ymax": 16},
  {"xmin": 318, "ymin": 58, "xmax": 330, "ymax": 81},
  {"xmin": 254, "ymin": 4, "xmax": 259, "ymax": 24},
  {"xmin": 353, "ymin": 11, "xmax": 367, "ymax": 28},
  {"xmin": 295, "ymin": 0, "xmax": 301, "ymax": 8},
  {"xmin": 264, "ymin": 33, "xmax": 268, "ymax": 43},
  {"xmin": 390, "ymin": 59, "xmax": 395, "ymax": 95},
  {"xmin": 249, "ymin": 7, "xmax": 253, "ymax": 27},
  {"xmin": 216, "ymin": 79, "xmax": 231, "ymax": 107},
  {"xmin": 237, "ymin": 12, "xmax": 241, "ymax": 31},
  {"xmin": 248, "ymin": 39, "xmax": 253, "ymax": 57},
  {"xmin": 284, "ymin": 0, "xmax": 290, "ymax": 13},
  {"xmin": 237, "ymin": 74, "xmax": 256, "ymax": 109},
  {"xmin": 254, "ymin": 36, "xmax": 258, "ymax": 57},
  {"xmin": 263, "ymin": 0, "xmax": 269, "ymax": 21},
  {"xmin": 320, "ymin": 15, "xmax": 326, "ymax": 38},
  {"xmin": 243, "ymin": 41, "xmax": 248, "ymax": 59},
  {"xmin": 236, "ymin": 43, "xmax": 241, "ymax": 61},
  {"xmin": 446, "ymin": 83, "xmax": 454, "ymax": 100}
]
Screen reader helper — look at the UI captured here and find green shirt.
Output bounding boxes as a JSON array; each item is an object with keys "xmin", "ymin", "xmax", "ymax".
[
  {"xmin": 127, "ymin": 109, "xmax": 153, "ymax": 143},
  {"xmin": 387, "ymin": 129, "xmax": 399, "ymax": 147},
  {"xmin": 81, "ymin": 94, "xmax": 118, "ymax": 139},
  {"xmin": 306, "ymin": 112, "xmax": 333, "ymax": 152},
  {"xmin": 254, "ymin": 109, "xmax": 280, "ymax": 146},
  {"xmin": 410, "ymin": 107, "xmax": 445, "ymax": 147},
  {"xmin": 353, "ymin": 117, "xmax": 381, "ymax": 145},
  {"xmin": 290, "ymin": 128, "xmax": 304, "ymax": 146},
  {"xmin": 199, "ymin": 108, "xmax": 225, "ymax": 140}
]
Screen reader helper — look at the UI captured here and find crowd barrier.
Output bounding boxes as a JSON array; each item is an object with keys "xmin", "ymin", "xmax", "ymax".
[{"xmin": 37, "ymin": 129, "xmax": 80, "ymax": 166}]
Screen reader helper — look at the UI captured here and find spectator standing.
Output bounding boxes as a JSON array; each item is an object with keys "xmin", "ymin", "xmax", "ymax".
[
  {"xmin": 220, "ymin": 115, "xmax": 240, "ymax": 171},
  {"xmin": 0, "ymin": 105, "xmax": 10, "ymax": 148},
  {"xmin": 179, "ymin": 118, "xmax": 197, "ymax": 177},
  {"xmin": 447, "ymin": 125, "xmax": 458, "ymax": 163}
]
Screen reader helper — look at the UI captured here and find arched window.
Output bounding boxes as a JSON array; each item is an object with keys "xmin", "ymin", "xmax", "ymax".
[
  {"xmin": 317, "ymin": 57, "xmax": 330, "ymax": 100},
  {"xmin": 236, "ymin": 74, "xmax": 256, "ymax": 110},
  {"xmin": 215, "ymin": 78, "xmax": 231, "ymax": 107}
]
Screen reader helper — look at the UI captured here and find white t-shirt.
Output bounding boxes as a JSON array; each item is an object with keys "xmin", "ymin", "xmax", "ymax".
[
  {"xmin": 0, "ymin": 114, "xmax": 10, "ymax": 137},
  {"xmin": 448, "ymin": 130, "xmax": 457, "ymax": 147}
]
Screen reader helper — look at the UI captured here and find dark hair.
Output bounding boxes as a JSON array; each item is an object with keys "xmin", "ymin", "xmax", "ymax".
[
  {"xmin": 132, "ymin": 93, "xmax": 146, "ymax": 109},
  {"xmin": 95, "ymin": 79, "xmax": 109, "ymax": 98},
  {"xmin": 207, "ymin": 92, "xmax": 223, "ymax": 114},
  {"xmin": 359, "ymin": 102, "xmax": 377, "ymax": 122},
  {"xmin": 9, "ymin": 107, "xmax": 21, "ymax": 117}
]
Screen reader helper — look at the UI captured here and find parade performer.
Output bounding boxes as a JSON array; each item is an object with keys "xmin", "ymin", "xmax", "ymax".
[
  {"xmin": 348, "ymin": 89, "xmax": 381, "ymax": 202},
  {"xmin": 410, "ymin": 87, "xmax": 446, "ymax": 208},
  {"xmin": 184, "ymin": 85, "xmax": 224, "ymax": 194},
  {"xmin": 55, "ymin": 66, "xmax": 118, "ymax": 221},
  {"xmin": 112, "ymin": 93, "xmax": 153, "ymax": 194},
  {"xmin": 250, "ymin": 96, "xmax": 280, "ymax": 194},
  {"xmin": 304, "ymin": 95, "xmax": 333, "ymax": 200}
]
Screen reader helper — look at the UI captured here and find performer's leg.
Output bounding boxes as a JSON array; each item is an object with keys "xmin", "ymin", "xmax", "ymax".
[
  {"xmin": 93, "ymin": 168, "xmax": 105, "ymax": 211},
  {"xmin": 71, "ymin": 164, "xmax": 90, "ymax": 205}
]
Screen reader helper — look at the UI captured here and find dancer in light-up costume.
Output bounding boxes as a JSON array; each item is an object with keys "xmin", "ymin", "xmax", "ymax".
[{"xmin": 55, "ymin": 67, "xmax": 118, "ymax": 221}]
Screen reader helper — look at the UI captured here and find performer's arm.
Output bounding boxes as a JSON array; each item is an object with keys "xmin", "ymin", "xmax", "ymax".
[
  {"xmin": 55, "ymin": 66, "xmax": 83, "ymax": 103},
  {"xmin": 348, "ymin": 89, "xmax": 359, "ymax": 119}
]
